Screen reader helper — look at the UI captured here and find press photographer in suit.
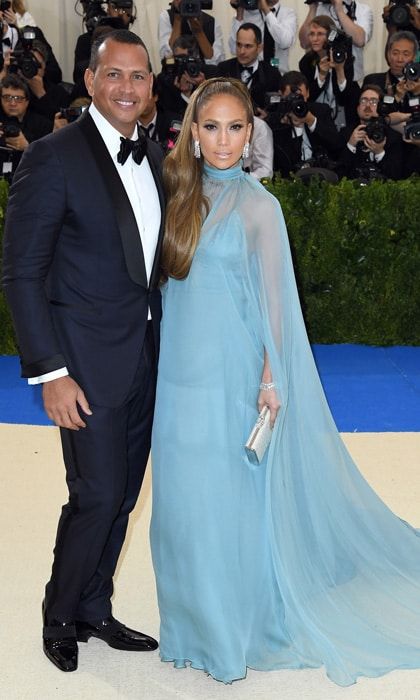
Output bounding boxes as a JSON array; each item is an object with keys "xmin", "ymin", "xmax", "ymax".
[
  {"xmin": 3, "ymin": 30, "xmax": 164, "ymax": 673},
  {"xmin": 266, "ymin": 70, "xmax": 340, "ymax": 177}
]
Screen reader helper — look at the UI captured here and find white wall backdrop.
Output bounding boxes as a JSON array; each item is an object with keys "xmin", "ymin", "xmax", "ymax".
[{"xmin": 26, "ymin": 0, "xmax": 388, "ymax": 83}]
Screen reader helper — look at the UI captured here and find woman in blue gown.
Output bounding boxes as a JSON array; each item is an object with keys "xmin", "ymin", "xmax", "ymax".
[{"xmin": 150, "ymin": 77, "xmax": 420, "ymax": 686}]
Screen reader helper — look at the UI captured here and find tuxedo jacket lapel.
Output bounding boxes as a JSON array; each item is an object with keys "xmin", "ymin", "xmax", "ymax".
[{"xmin": 78, "ymin": 111, "xmax": 148, "ymax": 288}]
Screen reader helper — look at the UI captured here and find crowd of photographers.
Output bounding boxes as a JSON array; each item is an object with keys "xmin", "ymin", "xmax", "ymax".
[{"xmin": 0, "ymin": 0, "xmax": 419, "ymax": 184}]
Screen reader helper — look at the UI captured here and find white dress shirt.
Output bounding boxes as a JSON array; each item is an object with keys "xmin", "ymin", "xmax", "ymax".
[
  {"xmin": 229, "ymin": 3, "xmax": 297, "ymax": 75},
  {"xmin": 314, "ymin": 1, "xmax": 373, "ymax": 82},
  {"xmin": 243, "ymin": 116, "xmax": 274, "ymax": 180},
  {"xmin": 28, "ymin": 103, "xmax": 161, "ymax": 385},
  {"xmin": 158, "ymin": 9, "xmax": 225, "ymax": 65}
]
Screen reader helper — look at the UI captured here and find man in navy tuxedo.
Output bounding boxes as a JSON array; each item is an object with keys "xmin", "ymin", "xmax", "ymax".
[{"xmin": 2, "ymin": 30, "xmax": 164, "ymax": 673}]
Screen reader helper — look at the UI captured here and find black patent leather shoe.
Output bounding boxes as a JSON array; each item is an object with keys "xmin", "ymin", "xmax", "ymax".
[
  {"xmin": 76, "ymin": 616, "xmax": 158, "ymax": 651},
  {"xmin": 42, "ymin": 603, "xmax": 78, "ymax": 672}
]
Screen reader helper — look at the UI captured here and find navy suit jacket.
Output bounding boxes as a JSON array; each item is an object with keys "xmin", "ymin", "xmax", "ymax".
[{"xmin": 2, "ymin": 110, "xmax": 165, "ymax": 407}]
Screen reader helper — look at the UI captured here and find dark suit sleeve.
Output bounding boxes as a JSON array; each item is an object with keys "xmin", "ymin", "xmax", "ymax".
[
  {"xmin": 2, "ymin": 138, "xmax": 67, "ymax": 377},
  {"xmin": 308, "ymin": 104, "xmax": 341, "ymax": 153}
]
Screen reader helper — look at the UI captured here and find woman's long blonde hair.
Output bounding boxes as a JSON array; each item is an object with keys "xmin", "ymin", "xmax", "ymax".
[{"xmin": 162, "ymin": 78, "xmax": 254, "ymax": 281}]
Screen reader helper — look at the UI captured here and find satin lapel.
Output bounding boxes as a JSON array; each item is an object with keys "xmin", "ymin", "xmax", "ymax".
[
  {"xmin": 77, "ymin": 111, "xmax": 147, "ymax": 288},
  {"xmin": 146, "ymin": 143, "xmax": 166, "ymax": 290}
]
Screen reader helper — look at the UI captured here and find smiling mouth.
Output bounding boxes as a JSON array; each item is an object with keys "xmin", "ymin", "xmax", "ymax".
[{"xmin": 114, "ymin": 99, "xmax": 137, "ymax": 107}]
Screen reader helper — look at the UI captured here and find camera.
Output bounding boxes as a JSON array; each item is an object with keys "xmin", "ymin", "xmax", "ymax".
[
  {"xmin": 163, "ymin": 54, "xmax": 204, "ymax": 79},
  {"xmin": 9, "ymin": 28, "xmax": 40, "ymax": 80},
  {"xmin": 237, "ymin": 0, "xmax": 259, "ymax": 9},
  {"xmin": 265, "ymin": 92, "xmax": 309, "ymax": 119},
  {"xmin": 60, "ymin": 105, "xmax": 88, "ymax": 123},
  {"xmin": 364, "ymin": 116, "xmax": 387, "ymax": 143},
  {"xmin": 3, "ymin": 121, "xmax": 21, "ymax": 138},
  {"xmin": 79, "ymin": 0, "xmax": 107, "ymax": 33},
  {"xmin": 402, "ymin": 61, "xmax": 420, "ymax": 82},
  {"xmin": 377, "ymin": 94, "xmax": 398, "ymax": 116},
  {"xmin": 326, "ymin": 28, "xmax": 352, "ymax": 63},
  {"xmin": 386, "ymin": 0, "xmax": 415, "ymax": 27},
  {"xmin": 404, "ymin": 113, "xmax": 420, "ymax": 139},
  {"xmin": 0, "ymin": 1, "xmax": 11, "ymax": 10},
  {"xmin": 180, "ymin": 1, "xmax": 213, "ymax": 18}
]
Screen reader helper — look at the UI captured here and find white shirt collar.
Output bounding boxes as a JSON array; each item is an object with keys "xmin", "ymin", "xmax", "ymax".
[{"xmin": 89, "ymin": 102, "xmax": 138, "ymax": 160}]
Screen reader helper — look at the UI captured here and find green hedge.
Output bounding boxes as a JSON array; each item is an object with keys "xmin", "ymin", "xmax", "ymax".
[{"xmin": 1, "ymin": 176, "xmax": 420, "ymax": 354}]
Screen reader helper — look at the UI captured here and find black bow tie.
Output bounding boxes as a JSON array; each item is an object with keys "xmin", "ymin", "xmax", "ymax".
[
  {"xmin": 117, "ymin": 132, "xmax": 147, "ymax": 166},
  {"xmin": 2, "ymin": 38, "xmax": 11, "ymax": 47}
]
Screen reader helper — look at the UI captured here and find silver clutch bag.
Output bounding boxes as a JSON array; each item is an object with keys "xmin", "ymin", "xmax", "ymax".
[{"xmin": 245, "ymin": 406, "xmax": 273, "ymax": 465}]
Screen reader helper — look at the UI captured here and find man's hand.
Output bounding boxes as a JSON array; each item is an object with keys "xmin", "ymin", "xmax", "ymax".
[
  {"xmin": 26, "ymin": 72, "xmax": 46, "ymax": 99},
  {"xmin": 409, "ymin": 6, "xmax": 420, "ymax": 30},
  {"xmin": 53, "ymin": 111, "xmax": 68, "ymax": 132},
  {"xmin": 5, "ymin": 132, "xmax": 28, "ymax": 150},
  {"xmin": 348, "ymin": 124, "xmax": 366, "ymax": 147},
  {"xmin": 364, "ymin": 134, "xmax": 386, "ymax": 154},
  {"xmin": 43, "ymin": 376, "xmax": 92, "ymax": 430},
  {"xmin": 230, "ymin": 0, "xmax": 244, "ymax": 20}
]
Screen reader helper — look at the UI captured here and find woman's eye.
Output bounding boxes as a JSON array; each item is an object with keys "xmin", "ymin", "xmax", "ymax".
[
  {"xmin": 231, "ymin": 124, "xmax": 244, "ymax": 131},
  {"xmin": 203, "ymin": 124, "xmax": 216, "ymax": 130}
]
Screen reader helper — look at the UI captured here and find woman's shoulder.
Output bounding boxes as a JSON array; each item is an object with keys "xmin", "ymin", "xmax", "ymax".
[{"xmin": 238, "ymin": 175, "xmax": 282, "ymax": 224}]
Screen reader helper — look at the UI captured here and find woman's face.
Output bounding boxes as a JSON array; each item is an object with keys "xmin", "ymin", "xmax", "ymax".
[
  {"xmin": 191, "ymin": 94, "xmax": 252, "ymax": 170},
  {"xmin": 308, "ymin": 23, "xmax": 328, "ymax": 55}
]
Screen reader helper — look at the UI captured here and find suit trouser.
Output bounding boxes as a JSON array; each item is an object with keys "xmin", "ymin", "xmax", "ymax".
[{"xmin": 44, "ymin": 324, "xmax": 156, "ymax": 623}]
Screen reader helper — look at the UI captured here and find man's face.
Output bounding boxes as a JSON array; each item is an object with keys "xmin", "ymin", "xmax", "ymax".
[
  {"xmin": 236, "ymin": 29, "xmax": 261, "ymax": 67},
  {"xmin": 107, "ymin": 2, "xmax": 133, "ymax": 27},
  {"xmin": 387, "ymin": 39, "xmax": 416, "ymax": 77},
  {"xmin": 281, "ymin": 82, "xmax": 309, "ymax": 101},
  {"xmin": 357, "ymin": 89, "xmax": 379, "ymax": 123},
  {"xmin": 85, "ymin": 38, "xmax": 152, "ymax": 137},
  {"xmin": 1, "ymin": 87, "xmax": 29, "ymax": 119}
]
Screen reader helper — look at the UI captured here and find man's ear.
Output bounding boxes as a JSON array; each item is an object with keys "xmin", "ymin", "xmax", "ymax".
[{"xmin": 84, "ymin": 68, "xmax": 94, "ymax": 98}]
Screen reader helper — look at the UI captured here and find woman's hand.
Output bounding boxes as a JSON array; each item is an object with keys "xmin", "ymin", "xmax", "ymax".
[{"xmin": 258, "ymin": 387, "xmax": 281, "ymax": 428}]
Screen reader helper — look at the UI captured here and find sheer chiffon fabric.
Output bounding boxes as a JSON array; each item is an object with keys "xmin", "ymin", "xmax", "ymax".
[{"xmin": 150, "ymin": 163, "xmax": 420, "ymax": 686}]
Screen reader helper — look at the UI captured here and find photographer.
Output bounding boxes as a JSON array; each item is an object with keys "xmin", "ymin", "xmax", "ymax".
[
  {"xmin": 14, "ymin": 39, "xmax": 70, "ymax": 122},
  {"xmin": 363, "ymin": 31, "xmax": 419, "ymax": 112},
  {"xmin": 156, "ymin": 35, "xmax": 208, "ymax": 121},
  {"xmin": 53, "ymin": 97, "xmax": 91, "ymax": 132},
  {"xmin": 0, "ymin": 4, "xmax": 19, "ymax": 56},
  {"xmin": 159, "ymin": 0, "xmax": 225, "ymax": 65},
  {"xmin": 266, "ymin": 70, "xmax": 341, "ymax": 177},
  {"xmin": 73, "ymin": 1, "xmax": 134, "ymax": 83},
  {"xmin": 336, "ymin": 85, "xmax": 403, "ymax": 179},
  {"xmin": 0, "ymin": 73, "xmax": 51, "ymax": 180},
  {"xmin": 299, "ymin": 15, "xmax": 360, "ymax": 128},
  {"xmin": 383, "ymin": 1, "xmax": 420, "ymax": 43},
  {"xmin": 217, "ymin": 23, "xmax": 281, "ymax": 112},
  {"xmin": 0, "ymin": 1, "xmax": 36, "ymax": 29},
  {"xmin": 298, "ymin": 0, "xmax": 373, "ymax": 81},
  {"xmin": 228, "ymin": 0, "xmax": 297, "ymax": 74}
]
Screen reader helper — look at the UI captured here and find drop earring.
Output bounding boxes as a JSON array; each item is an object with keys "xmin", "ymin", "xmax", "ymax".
[
  {"xmin": 194, "ymin": 140, "xmax": 201, "ymax": 159},
  {"xmin": 242, "ymin": 142, "xmax": 250, "ymax": 159}
]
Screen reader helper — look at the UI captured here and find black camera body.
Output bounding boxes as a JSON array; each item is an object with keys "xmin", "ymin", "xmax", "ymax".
[
  {"xmin": 80, "ymin": 0, "xmax": 107, "ymax": 33},
  {"xmin": 326, "ymin": 28, "xmax": 352, "ymax": 63},
  {"xmin": 60, "ymin": 105, "xmax": 88, "ymax": 123},
  {"xmin": 1, "ymin": 117, "xmax": 21, "ymax": 138},
  {"xmin": 364, "ymin": 116, "xmax": 387, "ymax": 143},
  {"xmin": 404, "ymin": 113, "xmax": 420, "ymax": 140},
  {"xmin": 0, "ymin": 0, "xmax": 11, "ymax": 10},
  {"xmin": 377, "ymin": 94, "xmax": 398, "ymax": 116},
  {"xmin": 9, "ymin": 28, "xmax": 40, "ymax": 80},
  {"xmin": 237, "ymin": 0, "xmax": 259, "ymax": 9},
  {"xmin": 386, "ymin": 0, "xmax": 415, "ymax": 27},
  {"xmin": 180, "ymin": 0, "xmax": 213, "ymax": 18},
  {"xmin": 402, "ymin": 61, "xmax": 420, "ymax": 82},
  {"xmin": 265, "ymin": 92, "xmax": 309, "ymax": 119},
  {"xmin": 163, "ymin": 54, "xmax": 204, "ymax": 79}
]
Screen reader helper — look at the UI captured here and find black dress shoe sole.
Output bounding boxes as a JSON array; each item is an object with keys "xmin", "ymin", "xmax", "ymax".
[{"xmin": 77, "ymin": 630, "xmax": 158, "ymax": 651}]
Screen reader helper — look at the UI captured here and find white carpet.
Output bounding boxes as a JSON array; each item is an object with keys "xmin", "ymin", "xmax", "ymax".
[{"xmin": 1, "ymin": 424, "xmax": 420, "ymax": 700}]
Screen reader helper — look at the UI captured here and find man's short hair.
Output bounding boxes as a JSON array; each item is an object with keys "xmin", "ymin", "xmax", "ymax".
[
  {"xmin": 386, "ymin": 30, "xmax": 419, "ymax": 56},
  {"xmin": 279, "ymin": 71, "xmax": 309, "ymax": 94},
  {"xmin": 172, "ymin": 34, "xmax": 200, "ymax": 57},
  {"xmin": 1, "ymin": 74, "xmax": 30, "ymax": 100},
  {"xmin": 89, "ymin": 29, "xmax": 152, "ymax": 73},
  {"xmin": 237, "ymin": 23, "xmax": 262, "ymax": 46},
  {"xmin": 360, "ymin": 83, "xmax": 385, "ymax": 100}
]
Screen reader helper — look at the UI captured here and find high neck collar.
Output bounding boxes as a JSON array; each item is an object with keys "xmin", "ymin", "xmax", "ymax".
[{"xmin": 203, "ymin": 162, "xmax": 244, "ymax": 181}]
